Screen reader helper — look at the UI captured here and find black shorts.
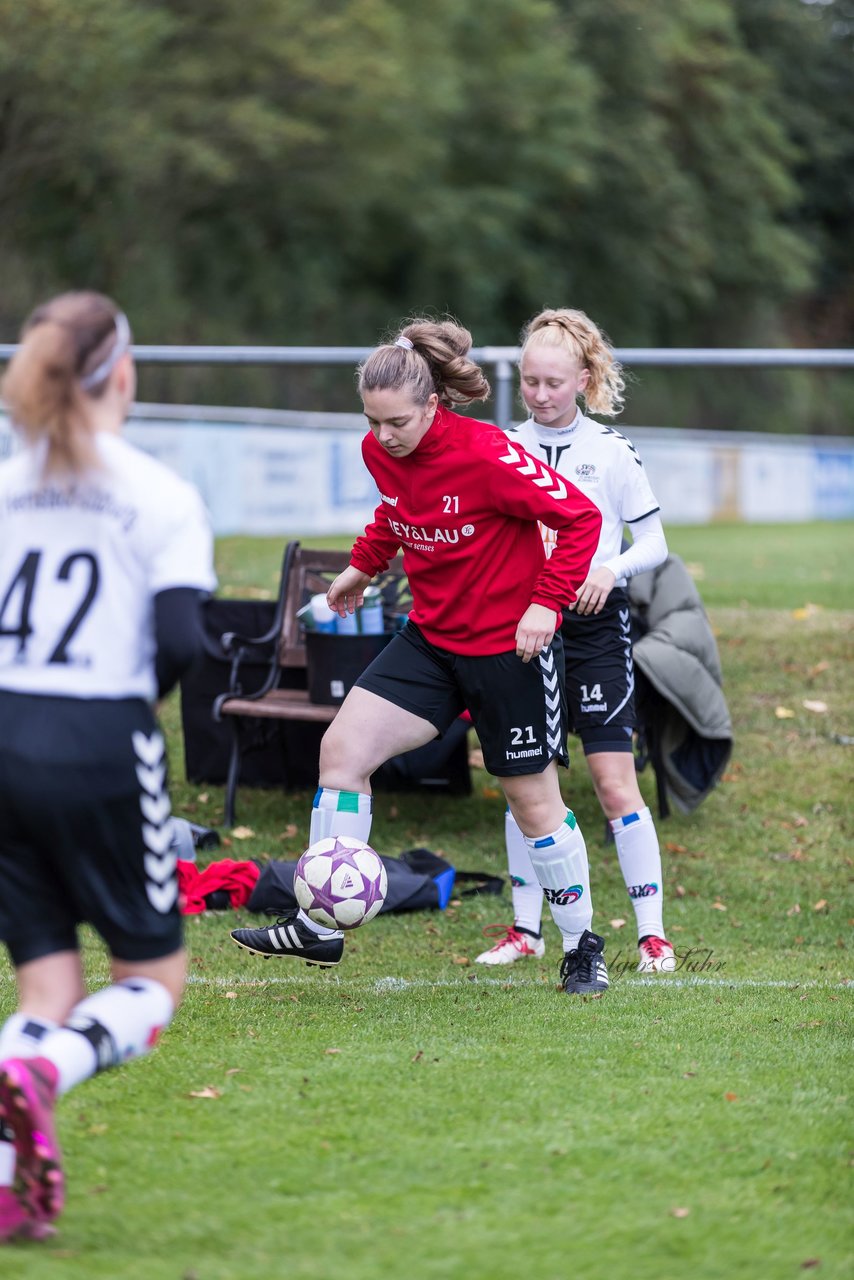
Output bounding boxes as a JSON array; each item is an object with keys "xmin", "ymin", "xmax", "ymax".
[
  {"xmin": 0, "ymin": 691, "xmax": 182, "ymax": 967},
  {"xmin": 355, "ymin": 621, "xmax": 568, "ymax": 777},
  {"xmin": 561, "ymin": 587, "xmax": 636, "ymax": 755}
]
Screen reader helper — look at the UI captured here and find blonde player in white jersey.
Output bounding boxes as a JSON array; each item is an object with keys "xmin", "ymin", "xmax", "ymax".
[
  {"xmin": 0, "ymin": 291, "xmax": 216, "ymax": 1240},
  {"xmin": 475, "ymin": 308, "xmax": 675, "ymax": 980}
]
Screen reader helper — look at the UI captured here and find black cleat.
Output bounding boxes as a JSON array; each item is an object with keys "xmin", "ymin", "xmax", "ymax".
[
  {"xmin": 230, "ymin": 912, "xmax": 344, "ymax": 967},
  {"xmin": 560, "ymin": 930, "xmax": 609, "ymax": 995}
]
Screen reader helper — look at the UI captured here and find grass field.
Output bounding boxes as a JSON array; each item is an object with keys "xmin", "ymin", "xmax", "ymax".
[{"xmin": 3, "ymin": 521, "xmax": 852, "ymax": 1279}]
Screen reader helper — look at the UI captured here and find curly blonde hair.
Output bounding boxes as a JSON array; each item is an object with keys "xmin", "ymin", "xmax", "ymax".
[{"xmin": 520, "ymin": 308, "xmax": 625, "ymax": 417}]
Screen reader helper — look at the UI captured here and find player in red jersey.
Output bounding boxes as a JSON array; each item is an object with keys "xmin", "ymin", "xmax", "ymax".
[{"xmin": 231, "ymin": 318, "xmax": 608, "ymax": 995}]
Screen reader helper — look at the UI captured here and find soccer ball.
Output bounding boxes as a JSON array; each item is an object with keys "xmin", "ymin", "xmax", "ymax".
[{"xmin": 294, "ymin": 836, "xmax": 387, "ymax": 930}]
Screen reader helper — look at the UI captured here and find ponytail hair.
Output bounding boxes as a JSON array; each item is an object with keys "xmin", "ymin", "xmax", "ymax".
[
  {"xmin": 1, "ymin": 291, "xmax": 131, "ymax": 475},
  {"xmin": 520, "ymin": 308, "xmax": 625, "ymax": 417},
  {"xmin": 358, "ymin": 317, "xmax": 490, "ymax": 408}
]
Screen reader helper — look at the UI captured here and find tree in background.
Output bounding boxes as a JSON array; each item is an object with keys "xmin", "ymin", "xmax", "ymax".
[{"xmin": 0, "ymin": 0, "xmax": 850, "ymax": 428}]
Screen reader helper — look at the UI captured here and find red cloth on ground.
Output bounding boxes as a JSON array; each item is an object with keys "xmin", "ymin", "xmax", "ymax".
[{"xmin": 177, "ymin": 858, "xmax": 260, "ymax": 914}]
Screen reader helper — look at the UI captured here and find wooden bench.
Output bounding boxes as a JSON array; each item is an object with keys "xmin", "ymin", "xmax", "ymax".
[{"xmin": 213, "ymin": 540, "xmax": 408, "ymax": 825}]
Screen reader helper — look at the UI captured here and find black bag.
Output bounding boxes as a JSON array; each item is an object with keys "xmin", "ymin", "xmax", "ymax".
[{"xmin": 247, "ymin": 847, "xmax": 502, "ymax": 917}]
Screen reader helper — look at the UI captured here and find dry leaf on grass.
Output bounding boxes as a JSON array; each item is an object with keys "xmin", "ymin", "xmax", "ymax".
[
  {"xmin": 711, "ymin": 901, "xmax": 727, "ymax": 911},
  {"xmin": 231, "ymin": 826, "xmax": 255, "ymax": 840},
  {"xmin": 670, "ymin": 1207, "xmax": 691, "ymax": 1218},
  {"xmin": 189, "ymin": 1087, "xmax": 221, "ymax": 1099},
  {"xmin": 787, "ymin": 903, "xmax": 801, "ymax": 916},
  {"xmin": 775, "ymin": 706, "xmax": 796, "ymax": 719},
  {"xmin": 724, "ymin": 1092, "xmax": 739, "ymax": 1102},
  {"xmin": 324, "ymin": 1047, "xmax": 341, "ymax": 1055},
  {"xmin": 813, "ymin": 900, "xmax": 828, "ymax": 912},
  {"xmin": 803, "ymin": 700, "xmax": 828, "ymax": 713},
  {"xmin": 609, "ymin": 918, "xmax": 627, "ymax": 930}
]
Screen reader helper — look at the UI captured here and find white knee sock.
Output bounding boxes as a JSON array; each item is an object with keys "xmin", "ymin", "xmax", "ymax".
[
  {"xmin": 525, "ymin": 811, "xmax": 592, "ymax": 951},
  {"xmin": 0, "ymin": 1014, "xmax": 57, "ymax": 1187},
  {"xmin": 505, "ymin": 810, "xmax": 544, "ymax": 935},
  {"xmin": 299, "ymin": 788, "xmax": 374, "ymax": 937},
  {"xmin": 31, "ymin": 978, "xmax": 175, "ymax": 1096},
  {"xmin": 309, "ymin": 787, "xmax": 374, "ymax": 844},
  {"xmin": 611, "ymin": 806, "xmax": 666, "ymax": 940}
]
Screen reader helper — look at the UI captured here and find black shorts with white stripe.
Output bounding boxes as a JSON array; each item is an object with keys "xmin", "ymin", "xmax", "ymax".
[
  {"xmin": 355, "ymin": 620, "xmax": 569, "ymax": 777},
  {"xmin": 0, "ymin": 690, "xmax": 182, "ymax": 966},
  {"xmin": 561, "ymin": 587, "xmax": 637, "ymax": 745}
]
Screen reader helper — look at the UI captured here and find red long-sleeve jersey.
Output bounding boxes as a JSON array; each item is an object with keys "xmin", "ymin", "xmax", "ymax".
[{"xmin": 349, "ymin": 406, "xmax": 602, "ymax": 656}]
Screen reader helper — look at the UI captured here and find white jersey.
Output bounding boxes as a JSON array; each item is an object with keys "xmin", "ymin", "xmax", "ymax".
[
  {"xmin": 0, "ymin": 432, "xmax": 216, "ymax": 701},
  {"xmin": 507, "ymin": 411, "xmax": 660, "ymax": 585}
]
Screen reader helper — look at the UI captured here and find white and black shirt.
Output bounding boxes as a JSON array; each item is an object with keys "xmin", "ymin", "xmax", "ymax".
[
  {"xmin": 508, "ymin": 411, "xmax": 663, "ymax": 586},
  {"xmin": 0, "ymin": 432, "xmax": 216, "ymax": 702}
]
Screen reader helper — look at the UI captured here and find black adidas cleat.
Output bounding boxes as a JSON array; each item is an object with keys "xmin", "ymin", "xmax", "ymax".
[
  {"xmin": 230, "ymin": 911, "xmax": 344, "ymax": 967},
  {"xmin": 560, "ymin": 930, "xmax": 609, "ymax": 995}
]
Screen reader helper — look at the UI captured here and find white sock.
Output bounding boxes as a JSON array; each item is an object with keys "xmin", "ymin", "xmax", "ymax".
[
  {"xmin": 309, "ymin": 787, "xmax": 373, "ymax": 843},
  {"xmin": 33, "ymin": 978, "xmax": 175, "ymax": 1096},
  {"xmin": 505, "ymin": 810, "xmax": 544, "ymax": 935},
  {"xmin": 299, "ymin": 787, "xmax": 374, "ymax": 937},
  {"xmin": 611, "ymin": 806, "xmax": 666, "ymax": 940},
  {"xmin": 525, "ymin": 811, "xmax": 592, "ymax": 951},
  {"xmin": 0, "ymin": 1013, "xmax": 57, "ymax": 1186}
]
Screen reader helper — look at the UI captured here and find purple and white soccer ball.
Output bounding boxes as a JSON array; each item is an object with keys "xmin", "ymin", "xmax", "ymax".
[{"xmin": 294, "ymin": 836, "xmax": 387, "ymax": 930}]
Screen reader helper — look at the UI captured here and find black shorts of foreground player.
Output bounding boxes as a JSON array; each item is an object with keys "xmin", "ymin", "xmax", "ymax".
[
  {"xmin": 231, "ymin": 318, "xmax": 609, "ymax": 996},
  {"xmin": 0, "ymin": 291, "xmax": 215, "ymax": 1241}
]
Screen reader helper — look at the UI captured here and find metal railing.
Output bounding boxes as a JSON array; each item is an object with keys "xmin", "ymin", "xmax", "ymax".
[{"xmin": 1, "ymin": 343, "xmax": 852, "ymax": 429}]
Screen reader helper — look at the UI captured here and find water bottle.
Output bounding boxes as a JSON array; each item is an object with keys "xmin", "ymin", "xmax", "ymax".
[
  {"xmin": 310, "ymin": 593, "xmax": 336, "ymax": 633},
  {"xmin": 359, "ymin": 587, "xmax": 384, "ymax": 634},
  {"xmin": 335, "ymin": 610, "xmax": 358, "ymax": 635}
]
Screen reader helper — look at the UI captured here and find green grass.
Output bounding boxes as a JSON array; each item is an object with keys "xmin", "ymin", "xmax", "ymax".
[{"xmin": 3, "ymin": 522, "xmax": 853, "ymax": 1279}]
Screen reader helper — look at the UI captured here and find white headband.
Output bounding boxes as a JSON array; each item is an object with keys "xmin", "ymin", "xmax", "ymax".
[
  {"xmin": 394, "ymin": 335, "xmax": 413, "ymax": 350},
  {"xmin": 80, "ymin": 312, "xmax": 131, "ymax": 391}
]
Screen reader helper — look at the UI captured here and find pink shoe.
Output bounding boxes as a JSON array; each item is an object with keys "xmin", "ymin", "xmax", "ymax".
[
  {"xmin": 475, "ymin": 924, "xmax": 546, "ymax": 966},
  {"xmin": 0, "ymin": 1184, "xmax": 55, "ymax": 1242},
  {"xmin": 638, "ymin": 935, "xmax": 676, "ymax": 973},
  {"xmin": 0, "ymin": 1058, "xmax": 63, "ymax": 1226}
]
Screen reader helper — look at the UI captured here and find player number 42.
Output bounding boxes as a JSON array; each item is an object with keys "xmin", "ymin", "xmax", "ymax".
[{"xmin": 0, "ymin": 548, "xmax": 100, "ymax": 663}]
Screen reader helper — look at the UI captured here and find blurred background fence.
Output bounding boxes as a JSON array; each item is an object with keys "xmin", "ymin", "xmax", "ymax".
[{"xmin": 2, "ymin": 345, "xmax": 852, "ymax": 534}]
